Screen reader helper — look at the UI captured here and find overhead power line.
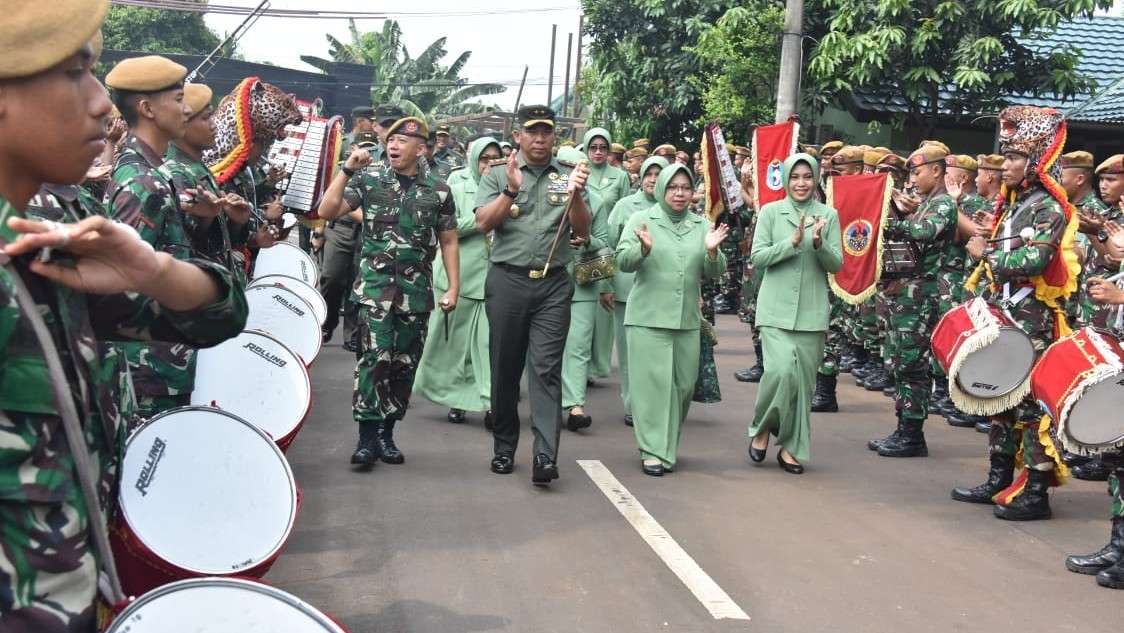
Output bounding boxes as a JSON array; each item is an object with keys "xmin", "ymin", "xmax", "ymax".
[{"xmin": 109, "ymin": 0, "xmax": 577, "ymax": 19}]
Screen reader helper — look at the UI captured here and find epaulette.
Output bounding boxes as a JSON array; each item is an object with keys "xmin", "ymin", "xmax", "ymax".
[
  {"xmin": 557, "ymin": 159, "xmax": 576, "ymax": 168},
  {"xmin": 488, "ymin": 158, "xmax": 507, "ymax": 167}
]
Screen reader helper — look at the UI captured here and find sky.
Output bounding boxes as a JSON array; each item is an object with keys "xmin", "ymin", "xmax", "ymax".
[{"xmin": 203, "ymin": 0, "xmax": 585, "ymax": 108}]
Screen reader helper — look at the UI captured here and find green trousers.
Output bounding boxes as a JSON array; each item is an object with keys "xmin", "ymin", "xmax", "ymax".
[
  {"xmin": 354, "ymin": 306, "xmax": 428, "ymax": 425},
  {"xmin": 748, "ymin": 326, "xmax": 825, "ymax": 464},
  {"xmin": 614, "ymin": 301, "xmax": 631, "ymax": 415},
  {"xmin": 591, "ymin": 300, "xmax": 614, "ymax": 378},
  {"xmin": 413, "ymin": 295, "xmax": 490, "ymax": 412},
  {"xmin": 626, "ymin": 325, "xmax": 699, "ymax": 468},
  {"xmin": 562, "ymin": 300, "xmax": 597, "ymax": 409}
]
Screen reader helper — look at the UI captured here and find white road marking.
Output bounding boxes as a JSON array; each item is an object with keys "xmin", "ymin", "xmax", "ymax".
[{"xmin": 577, "ymin": 459, "xmax": 750, "ymax": 621}]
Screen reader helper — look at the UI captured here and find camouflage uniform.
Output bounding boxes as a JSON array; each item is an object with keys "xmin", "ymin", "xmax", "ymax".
[
  {"xmin": 881, "ymin": 191, "xmax": 958, "ymax": 437},
  {"xmin": 715, "ymin": 206, "xmax": 751, "ymax": 312},
  {"xmin": 163, "ymin": 144, "xmax": 244, "ymax": 278},
  {"xmin": 432, "ymin": 148, "xmax": 464, "ymax": 182},
  {"xmin": 1073, "ymin": 191, "xmax": 1118, "ymax": 328},
  {"xmin": 1, "ymin": 190, "xmax": 246, "ymax": 632},
  {"xmin": 344, "ymin": 161, "xmax": 456, "ymax": 427},
  {"xmin": 104, "ymin": 135, "xmax": 197, "ymax": 420}
]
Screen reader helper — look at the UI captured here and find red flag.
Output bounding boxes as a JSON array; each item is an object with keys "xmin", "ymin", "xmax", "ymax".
[
  {"xmin": 827, "ymin": 173, "xmax": 893, "ymax": 304},
  {"xmin": 699, "ymin": 122, "xmax": 746, "ymax": 222},
  {"xmin": 751, "ymin": 121, "xmax": 798, "ymax": 211}
]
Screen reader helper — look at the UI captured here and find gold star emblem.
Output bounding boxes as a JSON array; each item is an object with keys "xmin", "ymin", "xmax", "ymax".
[{"xmin": 510, "ymin": 204, "xmax": 521, "ymax": 218}]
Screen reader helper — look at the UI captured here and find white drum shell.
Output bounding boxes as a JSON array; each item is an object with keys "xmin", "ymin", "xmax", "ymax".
[
  {"xmin": 249, "ymin": 274, "xmax": 328, "ymax": 326},
  {"xmin": 244, "ymin": 285, "xmax": 322, "ymax": 364},
  {"xmin": 254, "ymin": 242, "xmax": 319, "ymax": 288}
]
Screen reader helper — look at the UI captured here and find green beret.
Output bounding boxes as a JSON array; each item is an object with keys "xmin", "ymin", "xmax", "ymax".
[
  {"xmin": 1, "ymin": 0, "xmax": 108, "ymax": 79},
  {"xmin": 105, "ymin": 55, "xmax": 187, "ymax": 93}
]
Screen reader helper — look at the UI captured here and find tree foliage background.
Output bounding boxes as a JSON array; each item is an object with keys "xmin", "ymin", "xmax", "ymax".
[{"xmin": 103, "ymin": 1, "xmax": 229, "ymax": 56}]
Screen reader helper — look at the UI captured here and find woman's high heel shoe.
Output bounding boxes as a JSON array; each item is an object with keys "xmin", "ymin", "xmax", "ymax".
[{"xmin": 777, "ymin": 451, "xmax": 804, "ymax": 475}]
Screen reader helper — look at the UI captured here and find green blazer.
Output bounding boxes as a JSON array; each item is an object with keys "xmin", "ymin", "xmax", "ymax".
[
  {"xmin": 750, "ymin": 199, "xmax": 843, "ymax": 332},
  {"xmin": 616, "ymin": 206, "xmax": 725, "ymax": 330}
]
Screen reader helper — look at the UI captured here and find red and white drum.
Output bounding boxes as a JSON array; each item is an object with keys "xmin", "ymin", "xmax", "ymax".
[
  {"xmin": 254, "ymin": 241, "xmax": 319, "ymax": 289},
  {"xmin": 931, "ymin": 297, "xmax": 1036, "ymax": 415},
  {"xmin": 105, "ymin": 578, "xmax": 348, "ymax": 633},
  {"xmin": 244, "ymin": 284, "xmax": 322, "ymax": 364},
  {"xmin": 111, "ymin": 407, "xmax": 299, "ymax": 597},
  {"xmin": 191, "ymin": 330, "xmax": 311, "ymax": 450},
  {"xmin": 249, "ymin": 273, "xmax": 329, "ymax": 326},
  {"xmin": 1032, "ymin": 327, "xmax": 1124, "ymax": 455}
]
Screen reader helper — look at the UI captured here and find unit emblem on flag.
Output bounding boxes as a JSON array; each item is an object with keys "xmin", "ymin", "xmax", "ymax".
[
  {"xmin": 843, "ymin": 219, "xmax": 873, "ymax": 257},
  {"xmin": 766, "ymin": 159, "xmax": 784, "ymax": 191}
]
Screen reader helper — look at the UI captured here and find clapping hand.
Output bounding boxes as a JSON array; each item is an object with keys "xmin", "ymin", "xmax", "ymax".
[
  {"xmin": 966, "ymin": 235, "xmax": 987, "ymax": 261},
  {"xmin": 1104, "ymin": 220, "xmax": 1124, "ymax": 261},
  {"xmin": 706, "ymin": 222, "xmax": 730, "ymax": 254},
  {"xmin": 791, "ymin": 213, "xmax": 806, "ymax": 248},
  {"xmin": 1078, "ymin": 211, "xmax": 1105, "ymax": 235},
  {"xmin": 505, "ymin": 151, "xmax": 523, "ymax": 193},
  {"xmin": 635, "ymin": 223, "xmax": 652, "ymax": 255},
  {"xmin": 1088, "ymin": 277, "xmax": 1124, "ymax": 305},
  {"xmin": 945, "ymin": 179, "xmax": 962, "ymax": 202},
  {"xmin": 181, "ymin": 188, "xmax": 222, "ymax": 219},
  {"xmin": 811, "ymin": 216, "xmax": 828, "ymax": 249}
]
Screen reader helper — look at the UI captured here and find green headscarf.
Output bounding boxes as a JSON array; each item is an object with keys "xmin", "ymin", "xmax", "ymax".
[
  {"xmin": 654, "ymin": 163, "xmax": 694, "ymax": 220},
  {"xmin": 583, "ymin": 127, "xmax": 612, "ymax": 176},
  {"xmin": 782, "ymin": 152, "xmax": 822, "ymax": 212},
  {"xmin": 610, "ymin": 156, "xmax": 668, "ymax": 222},
  {"xmin": 638, "ymin": 156, "xmax": 669, "ymax": 202},
  {"xmin": 468, "ymin": 136, "xmax": 501, "ymax": 184}
]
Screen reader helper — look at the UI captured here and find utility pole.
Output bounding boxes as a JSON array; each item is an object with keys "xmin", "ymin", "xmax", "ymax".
[
  {"xmin": 573, "ymin": 14, "xmax": 584, "ymax": 116},
  {"xmin": 548, "ymin": 24, "xmax": 557, "ymax": 107},
  {"xmin": 563, "ymin": 33, "xmax": 573, "ymax": 117},
  {"xmin": 773, "ymin": 0, "xmax": 804, "ymax": 122}
]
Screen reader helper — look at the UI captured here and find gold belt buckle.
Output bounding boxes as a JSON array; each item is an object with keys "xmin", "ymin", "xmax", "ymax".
[{"xmin": 529, "ymin": 263, "xmax": 549, "ymax": 279}]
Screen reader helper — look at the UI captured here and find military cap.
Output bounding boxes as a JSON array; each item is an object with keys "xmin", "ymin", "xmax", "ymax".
[
  {"xmin": 918, "ymin": 139, "xmax": 951, "ymax": 155},
  {"xmin": 863, "ymin": 148, "xmax": 890, "ymax": 167},
  {"xmin": 654, "ymin": 144, "xmax": 677, "ymax": 157},
  {"xmin": 105, "ymin": 55, "xmax": 187, "ymax": 93},
  {"xmin": 876, "ymin": 154, "xmax": 907, "ymax": 171},
  {"xmin": 1060, "ymin": 151, "xmax": 1095, "ymax": 170},
  {"xmin": 517, "ymin": 104, "xmax": 555, "ymax": 128},
  {"xmin": 977, "ymin": 154, "xmax": 1004, "ymax": 171},
  {"xmin": 734, "ymin": 145, "xmax": 752, "ymax": 158},
  {"xmin": 820, "ymin": 140, "xmax": 844, "ymax": 154},
  {"xmin": 351, "ymin": 106, "xmax": 376, "ymax": 119},
  {"xmin": 945, "ymin": 154, "xmax": 978, "ymax": 172},
  {"xmin": 2, "ymin": 0, "xmax": 109, "ymax": 79},
  {"xmin": 435, "ymin": 124, "xmax": 451, "ymax": 136},
  {"xmin": 831, "ymin": 146, "xmax": 865, "ymax": 165},
  {"xmin": 625, "ymin": 147, "xmax": 649, "ymax": 159},
  {"xmin": 610, "ymin": 143, "xmax": 627, "ymax": 155},
  {"xmin": 801, "ymin": 146, "xmax": 820, "ymax": 159},
  {"xmin": 373, "ymin": 104, "xmax": 406, "ymax": 126},
  {"xmin": 385, "ymin": 116, "xmax": 428, "ymax": 140},
  {"xmin": 353, "ymin": 131, "xmax": 379, "ymax": 148},
  {"xmin": 907, "ymin": 144, "xmax": 949, "ymax": 168},
  {"xmin": 632, "ymin": 138, "xmax": 651, "ymax": 149},
  {"xmin": 1096, "ymin": 155, "xmax": 1124, "ymax": 175},
  {"xmin": 183, "ymin": 83, "xmax": 213, "ymax": 118}
]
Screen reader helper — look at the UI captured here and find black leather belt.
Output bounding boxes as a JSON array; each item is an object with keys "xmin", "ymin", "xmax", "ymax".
[{"xmin": 496, "ymin": 262, "xmax": 565, "ymax": 279}]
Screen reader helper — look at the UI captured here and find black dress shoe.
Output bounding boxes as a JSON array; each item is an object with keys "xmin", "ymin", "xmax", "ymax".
[
  {"xmin": 776, "ymin": 451, "xmax": 804, "ymax": 474},
  {"xmin": 532, "ymin": 454, "xmax": 559, "ymax": 485},
  {"xmin": 624, "ymin": 414, "xmax": 634, "ymax": 427},
  {"xmin": 491, "ymin": 452, "xmax": 514, "ymax": 474},
  {"xmin": 566, "ymin": 411, "xmax": 592, "ymax": 432},
  {"xmin": 447, "ymin": 408, "xmax": 467, "ymax": 424},
  {"xmin": 484, "ymin": 410, "xmax": 495, "ymax": 431},
  {"xmin": 642, "ymin": 460, "xmax": 664, "ymax": 477},
  {"xmin": 748, "ymin": 439, "xmax": 768, "ymax": 463}
]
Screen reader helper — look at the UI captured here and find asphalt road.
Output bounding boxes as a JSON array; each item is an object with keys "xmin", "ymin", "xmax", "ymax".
[{"xmin": 269, "ymin": 315, "xmax": 1121, "ymax": 633}]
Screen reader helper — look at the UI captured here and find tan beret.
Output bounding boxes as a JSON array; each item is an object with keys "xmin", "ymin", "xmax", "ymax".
[
  {"xmin": 1060, "ymin": 151, "xmax": 1094, "ymax": 170},
  {"xmin": 106, "ymin": 55, "xmax": 187, "ymax": 92},
  {"xmin": 2, "ymin": 0, "xmax": 109, "ymax": 79},
  {"xmin": 654, "ymin": 144, "xmax": 677, "ymax": 156},
  {"xmin": 1096, "ymin": 155, "xmax": 1124, "ymax": 176},
  {"xmin": 632, "ymin": 138, "xmax": 650, "ymax": 149},
  {"xmin": 625, "ymin": 147, "xmax": 649, "ymax": 159},
  {"xmin": 876, "ymin": 154, "xmax": 907, "ymax": 171},
  {"xmin": 918, "ymin": 139, "xmax": 951, "ymax": 155},
  {"xmin": 183, "ymin": 83, "xmax": 213, "ymax": 118},
  {"xmin": 944, "ymin": 154, "xmax": 978, "ymax": 171},
  {"xmin": 831, "ymin": 146, "xmax": 865, "ymax": 165},
  {"xmin": 734, "ymin": 145, "xmax": 752, "ymax": 158},
  {"xmin": 977, "ymin": 154, "xmax": 1004, "ymax": 170},
  {"xmin": 610, "ymin": 143, "xmax": 627, "ymax": 154},
  {"xmin": 863, "ymin": 148, "xmax": 889, "ymax": 167},
  {"xmin": 802, "ymin": 146, "xmax": 820, "ymax": 159},
  {"xmin": 908, "ymin": 145, "xmax": 949, "ymax": 168},
  {"xmin": 820, "ymin": 140, "xmax": 844, "ymax": 154}
]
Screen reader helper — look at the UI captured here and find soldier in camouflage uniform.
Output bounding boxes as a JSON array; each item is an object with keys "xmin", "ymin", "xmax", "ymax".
[
  {"xmin": 713, "ymin": 145, "xmax": 752, "ymax": 315},
  {"xmin": 318, "ymin": 116, "xmax": 460, "ymax": 468},
  {"xmin": 869, "ymin": 145, "xmax": 958, "ymax": 458},
  {"xmin": 432, "ymin": 124, "xmax": 465, "ymax": 181},
  {"xmin": 950, "ymin": 106, "xmax": 1076, "ymax": 521},
  {"xmin": 0, "ymin": 7, "xmax": 248, "ymax": 626}
]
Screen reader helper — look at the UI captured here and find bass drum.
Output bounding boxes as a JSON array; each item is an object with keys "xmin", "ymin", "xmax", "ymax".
[
  {"xmin": 249, "ymin": 273, "xmax": 328, "ymax": 327},
  {"xmin": 191, "ymin": 330, "xmax": 312, "ymax": 450},
  {"xmin": 244, "ymin": 284, "xmax": 322, "ymax": 364},
  {"xmin": 253, "ymin": 242, "xmax": 319, "ymax": 289},
  {"xmin": 105, "ymin": 578, "xmax": 348, "ymax": 633}
]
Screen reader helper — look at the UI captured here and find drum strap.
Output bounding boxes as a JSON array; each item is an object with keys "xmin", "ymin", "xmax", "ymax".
[{"xmin": 1, "ymin": 259, "xmax": 126, "ymax": 604}]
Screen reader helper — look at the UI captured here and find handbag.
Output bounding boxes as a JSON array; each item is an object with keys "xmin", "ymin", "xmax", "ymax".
[{"xmin": 574, "ymin": 247, "xmax": 616, "ymax": 285}]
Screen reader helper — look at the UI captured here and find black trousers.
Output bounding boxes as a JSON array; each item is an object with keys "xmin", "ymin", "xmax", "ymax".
[
  {"xmin": 485, "ymin": 264, "xmax": 573, "ymax": 460},
  {"xmin": 319, "ymin": 219, "xmax": 360, "ymax": 335}
]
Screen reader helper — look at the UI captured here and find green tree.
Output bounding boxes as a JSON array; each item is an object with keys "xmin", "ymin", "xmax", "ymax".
[
  {"xmin": 102, "ymin": 2, "xmax": 228, "ymax": 56},
  {"xmin": 807, "ymin": 0, "xmax": 1113, "ymax": 144}
]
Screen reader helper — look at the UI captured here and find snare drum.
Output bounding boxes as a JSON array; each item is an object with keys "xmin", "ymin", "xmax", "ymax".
[
  {"xmin": 191, "ymin": 330, "xmax": 311, "ymax": 450},
  {"xmin": 245, "ymin": 284, "xmax": 322, "ymax": 364},
  {"xmin": 105, "ymin": 578, "xmax": 348, "ymax": 632},
  {"xmin": 253, "ymin": 242, "xmax": 319, "ymax": 288},
  {"xmin": 931, "ymin": 297, "xmax": 1036, "ymax": 415},
  {"xmin": 1032, "ymin": 327, "xmax": 1124, "ymax": 455},
  {"xmin": 111, "ymin": 407, "xmax": 299, "ymax": 597},
  {"xmin": 249, "ymin": 273, "xmax": 328, "ymax": 326}
]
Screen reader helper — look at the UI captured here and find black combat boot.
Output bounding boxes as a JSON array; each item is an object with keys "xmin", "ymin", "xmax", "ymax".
[
  {"xmin": 863, "ymin": 362, "xmax": 892, "ymax": 391},
  {"xmin": 1097, "ymin": 559, "xmax": 1124, "ymax": 589},
  {"xmin": 1067, "ymin": 517, "xmax": 1124, "ymax": 575},
  {"xmin": 951, "ymin": 453, "xmax": 1015, "ymax": 503},
  {"xmin": 811, "ymin": 373, "xmax": 839, "ymax": 413},
  {"xmin": 734, "ymin": 342, "xmax": 765, "ymax": 383},
  {"xmin": 1073, "ymin": 457, "xmax": 1112, "ymax": 481},
  {"xmin": 375, "ymin": 421, "xmax": 405, "ymax": 464},
  {"xmin": 877, "ymin": 421, "xmax": 928, "ymax": 457},
  {"xmin": 839, "ymin": 347, "xmax": 856, "ymax": 374},
  {"xmin": 993, "ymin": 469, "xmax": 1053, "ymax": 520},
  {"xmin": 350, "ymin": 424, "xmax": 381, "ymax": 467},
  {"xmin": 852, "ymin": 355, "xmax": 875, "ymax": 382},
  {"xmin": 931, "ymin": 379, "xmax": 953, "ymax": 416},
  {"xmin": 975, "ymin": 418, "xmax": 991, "ymax": 433},
  {"xmin": 868, "ymin": 415, "xmax": 904, "ymax": 451}
]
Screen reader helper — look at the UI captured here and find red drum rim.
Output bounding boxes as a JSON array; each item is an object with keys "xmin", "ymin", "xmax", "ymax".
[
  {"xmin": 105, "ymin": 577, "xmax": 347, "ymax": 633},
  {"xmin": 118, "ymin": 406, "xmax": 299, "ymax": 576},
  {"xmin": 245, "ymin": 285, "xmax": 323, "ymax": 365}
]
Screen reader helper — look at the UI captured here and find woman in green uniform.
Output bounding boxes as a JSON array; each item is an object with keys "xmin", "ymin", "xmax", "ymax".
[
  {"xmin": 607, "ymin": 155, "xmax": 668, "ymax": 425},
  {"xmin": 413, "ymin": 137, "xmax": 501, "ymax": 424},
  {"xmin": 617, "ymin": 164, "xmax": 728, "ymax": 476},
  {"xmin": 747, "ymin": 154, "xmax": 843, "ymax": 474}
]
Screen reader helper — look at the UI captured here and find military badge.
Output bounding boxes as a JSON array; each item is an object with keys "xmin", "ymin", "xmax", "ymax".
[{"xmin": 843, "ymin": 219, "xmax": 873, "ymax": 256}]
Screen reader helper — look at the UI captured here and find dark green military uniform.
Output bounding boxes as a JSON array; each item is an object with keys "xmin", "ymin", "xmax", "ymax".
[
  {"xmin": 3, "ymin": 189, "xmax": 246, "ymax": 632},
  {"xmin": 164, "ymin": 143, "xmax": 244, "ymax": 278},
  {"xmin": 1073, "ymin": 191, "xmax": 1118, "ymax": 327},
  {"xmin": 104, "ymin": 135, "xmax": 198, "ymax": 419}
]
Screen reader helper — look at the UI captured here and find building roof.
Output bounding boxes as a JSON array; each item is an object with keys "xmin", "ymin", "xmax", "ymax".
[{"xmin": 848, "ymin": 15, "xmax": 1124, "ymax": 125}]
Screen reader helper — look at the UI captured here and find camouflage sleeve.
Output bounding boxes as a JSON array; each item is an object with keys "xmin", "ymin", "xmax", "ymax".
[
  {"xmin": 985, "ymin": 199, "xmax": 1067, "ymax": 281},
  {"xmin": 87, "ymin": 258, "xmax": 247, "ymax": 348},
  {"xmin": 106, "ymin": 177, "xmax": 172, "ymax": 249},
  {"xmin": 885, "ymin": 197, "xmax": 956, "ymax": 242},
  {"xmin": 342, "ymin": 170, "xmax": 376, "ymax": 211},
  {"xmin": 165, "ymin": 162, "xmax": 212, "ymax": 249},
  {"xmin": 436, "ymin": 184, "xmax": 457, "ymax": 233}
]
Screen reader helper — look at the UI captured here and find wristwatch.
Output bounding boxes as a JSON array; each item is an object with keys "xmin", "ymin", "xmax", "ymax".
[
  {"xmin": 1098, "ymin": 230, "xmax": 1109, "ymax": 244},
  {"xmin": 501, "ymin": 188, "xmax": 517, "ymax": 199},
  {"xmin": 341, "ymin": 166, "xmax": 357, "ymax": 178}
]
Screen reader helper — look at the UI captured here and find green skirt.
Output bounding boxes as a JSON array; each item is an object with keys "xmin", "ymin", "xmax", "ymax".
[
  {"xmin": 747, "ymin": 326, "xmax": 825, "ymax": 464},
  {"xmin": 412, "ymin": 296, "xmax": 491, "ymax": 412},
  {"xmin": 626, "ymin": 325, "xmax": 699, "ymax": 468}
]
